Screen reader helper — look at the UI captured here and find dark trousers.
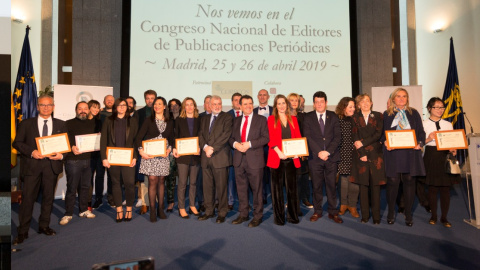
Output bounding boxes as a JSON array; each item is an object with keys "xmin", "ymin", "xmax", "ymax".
[
  {"xmin": 359, "ymin": 184, "xmax": 380, "ymax": 221},
  {"xmin": 387, "ymin": 173, "xmax": 415, "ymax": 222},
  {"xmin": 65, "ymin": 159, "xmax": 92, "ymax": 215},
  {"xmin": 309, "ymin": 159, "xmax": 339, "ymax": 216},
  {"xmin": 177, "ymin": 163, "xmax": 199, "ymax": 209},
  {"xmin": 18, "ymin": 159, "xmax": 58, "ymax": 234},
  {"xmin": 203, "ymin": 160, "xmax": 229, "ymax": 217},
  {"xmin": 262, "ymin": 146, "xmax": 271, "ymax": 201},
  {"xmin": 428, "ymin": 185, "xmax": 451, "ymax": 220},
  {"xmin": 235, "ymin": 158, "xmax": 264, "ymax": 220},
  {"xmin": 416, "ymin": 180, "xmax": 429, "ymax": 207},
  {"xmin": 196, "ymin": 166, "xmax": 204, "ymax": 206},
  {"xmin": 108, "ymin": 165, "xmax": 135, "ymax": 207},
  {"xmin": 93, "ymin": 157, "xmax": 112, "ymax": 201},
  {"xmin": 271, "ymin": 160, "xmax": 299, "ymax": 224},
  {"xmin": 228, "ymin": 165, "xmax": 237, "ymax": 206}
]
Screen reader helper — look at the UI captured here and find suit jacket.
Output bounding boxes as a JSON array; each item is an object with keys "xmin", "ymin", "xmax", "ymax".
[
  {"xmin": 303, "ymin": 110, "xmax": 341, "ymax": 163},
  {"xmin": 228, "ymin": 109, "xmax": 242, "ymax": 118},
  {"xmin": 100, "ymin": 116, "xmax": 139, "ymax": 160},
  {"xmin": 13, "ymin": 116, "xmax": 67, "ymax": 175},
  {"xmin": 229, "ymin": 113, "xmax": 269, "ymax": 169},
  {"xmin": 136, "ymin": 106, "xmax": 150, "ymax": 131},
  {"xmin": 266, "ymin": 115, "xmax": 301, "ymax": 169},
  {"xmin": 253, "ymin": 105, "xmax": 273, "ymax": 116},
  {"xmin": 199, "ymin": 111, "xmax": 233, "ymax": 168},
  {"xmin": 174, "ymin": 116, "xmax": 201, "ymax": 165},
  {"xmin": 136, "ymin": 117, "xmax": 175, "ymax": 151}
]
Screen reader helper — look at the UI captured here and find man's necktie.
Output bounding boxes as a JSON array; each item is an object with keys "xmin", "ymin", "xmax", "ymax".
[
  {"xmin": 42, "ymin": 120, "xmax": 48, "ymax": 136},
  {"xmin": 319, "ymin": 114, "xmax": 325, "ymax": 134},
  {"xmin": 241, "ymin": 116, "xmax": 249, "ymax": 142},
  {"xmin": 259, "ymin": 107, "xmax": 266, "ymax": 110},
  {"xmin": 236, "ymin": 111, "xmax": 240, "ymax": 117},
  {"xmin": 209, "ymin": 115, "xmax": 217, "ymax": 134}
]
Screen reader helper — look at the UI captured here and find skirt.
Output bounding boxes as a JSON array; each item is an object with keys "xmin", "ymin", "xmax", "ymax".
[
  {"xmin": 139, "ymin": 156, "xmax": 170, "ymax": 177},
  {"xmin": 423, "ymin": 146, "xmax": 460, "ymax": 186}
]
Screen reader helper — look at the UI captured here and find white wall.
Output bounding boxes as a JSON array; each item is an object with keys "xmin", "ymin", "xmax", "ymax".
[
  {"xmin": 11, "ymin": 0, "xmax": 42, "ymax": 92},
  {"xmin": 0, "ymin": 0, "xmax": 11, "ymax": 55},
  {"xmin": 416, "ymin": 0, "xmax": 480, "ymax": 133}
]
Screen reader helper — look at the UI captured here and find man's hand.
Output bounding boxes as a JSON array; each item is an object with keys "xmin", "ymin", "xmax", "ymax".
[
  {"xmin": 32, "ymin": 150, "xmax": 44, "ymax": 159},
  {"xmin": 319, "ymin": 151, "xmax": 329, "ymax": 161},
  {"xmin": 72, "ymin": 145, "xmax": 82, "ymax": 155},
  {"xmin": 130, "ymin": 158, "xmax": 136, "ymax": 167},
  {"xmin": 204, "ymin": 146, "xmax": 214, "ymax": 158},
  {"xmin": 48, "ymin": 152, "xmax": 63, "ymax": 160},
  {"xmin": 103, "ymin": 159, "xmax": 110, "ymax": 168}
]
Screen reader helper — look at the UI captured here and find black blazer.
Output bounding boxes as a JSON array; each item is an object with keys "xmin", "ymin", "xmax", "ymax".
[
  {"xmin": 136, "ymin": 117, "xmax": 175, "ymax": 150},
  {"xmin": 253, "ymin": 105, "xmax": 273, "ymax": 116},
  {"xmin": 198, "ymin": 111, "xmax": 233, "ymax": 168},
  {"xmin": 174, "ymin": 116, "xmax": 201, "ymax": 165},
  {"xmin": 303, "ymin": 110, "xmax": 341, "ymax": 163},
  {"xmin": 13, "ymin": 116, "xmax": 67, "ymax": 175},
  {"xmin": 136, "ymin": 106, "xmax": 150, "ymax": 131},
  {"xmin": 100, "ymin": 116, "xmax": 139, "ymax": 160}
]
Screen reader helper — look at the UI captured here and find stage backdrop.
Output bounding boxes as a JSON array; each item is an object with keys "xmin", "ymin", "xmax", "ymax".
[
  {"xmin": 54, "ymin": 84, "xmax": 113, "ymax": 198},
  {"xmin": 371, "ymin": 85, "xmax": 423, "ymax": 116}
]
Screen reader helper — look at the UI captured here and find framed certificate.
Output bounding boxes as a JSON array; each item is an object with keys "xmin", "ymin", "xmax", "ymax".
[
  {"xmin": 75, "ymin": 133, "xmax": 101, "ymax": 153},
  {"xmin": 385, "ymin": 130, "xmax": 417, "ymax": 149},
  {"xmin": 176, "ymin": 137, "xmax": 199, "ymax": 156},
  {"xmin": 282, "ymin": 137, "xmax": 309, "ymax": 158},
  {"xmin": 106, "ymin": 147, "xmax": 133, "ymax": 166},
  {"xmin": 142, "ymin": 139, "xmax": 167, "ymax": 157},
  {"xmin": 435, "ymin": 129, "xmax": 468, "ymax": 150},
  {"xmin": 35, "ymin": 133, "xmax": 71, "ymax": 156}
]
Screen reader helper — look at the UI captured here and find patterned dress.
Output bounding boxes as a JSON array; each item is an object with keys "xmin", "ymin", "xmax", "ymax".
[
  {"xmin": 338, "ymin": 117, "xmax": 354, "ymax": 175},
  {"xmin": 139, "ymin": 119, "xmax": 170, "ymax": 176}
]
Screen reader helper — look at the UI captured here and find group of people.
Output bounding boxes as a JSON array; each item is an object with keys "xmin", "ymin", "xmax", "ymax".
[{"xmin": 12, "ymin": 87, "xmax": 460, "ymax": 246}]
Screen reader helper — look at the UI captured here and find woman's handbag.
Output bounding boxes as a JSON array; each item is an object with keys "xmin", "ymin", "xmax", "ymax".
[{"xmin": 446, "ymin": 153, "xmax": 461, "ymax": 174}]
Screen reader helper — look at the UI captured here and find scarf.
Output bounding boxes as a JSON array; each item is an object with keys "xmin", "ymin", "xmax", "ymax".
[{"xmin": 392, "ymin": 108, "xmax": 411, "ymax": 130}]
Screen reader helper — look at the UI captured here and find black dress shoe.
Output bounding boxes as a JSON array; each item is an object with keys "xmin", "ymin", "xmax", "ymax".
[
  {"xmin": 232, "ymin": 216, "xmax": 249, "ymax": 225},
  {"xmin": 228, "ymin": 205, "xmax": 234, "ymax": 211},
  {"xmin": 248, "ymin": 218, "xmax": 262, "ymax": 227},
  {"xmin": 387, "ymin": 219, "xmax": 395, "ymax": 225},
  {"xmin": 189, "ymin": 208, "xmax": 200, "ymax": 217},
  {"xmin": 199, "ymin": 204, "xmax": 206, "ymax": 212},
  {"xmin": 38, "ymin": 227, "xmax": 56, "ymax": 236},
  {"xmin": 373, "ymin": 220, "xmax": 380, "ymax": 225},
  {"xmin": 405, "ymin": 221, "xmax": 413, "ymax": 227},
  {"xmin": 361, "ymin": 217, "xmax": 369, "ymax": 223},
  {"xmin": 216, "ymin": 216, "xmax": 226, "ymax": 223},
  {"xmin": 398, "ymin": 207, "xmax": 405, "ymax": 214},
  {"xmin": 424, "ymin": 205, "xmax": 432, "ymax": 213},
  {"xmin": 198, "ymin": 214, "xmax": 215, "ymax": 221},
  {"xmin": 13, "ymin": 233, "xmax": 28, "ymax": 245}
]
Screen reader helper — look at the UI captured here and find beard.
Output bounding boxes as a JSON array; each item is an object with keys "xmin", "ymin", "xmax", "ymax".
[{"xmin": 77, "ymin": 113, "xmax": 87, "ymax": 120}]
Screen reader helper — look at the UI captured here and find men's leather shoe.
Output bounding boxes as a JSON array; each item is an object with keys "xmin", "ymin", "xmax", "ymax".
[
  {"xmin": 140, "ymin": 205, "xmax": 148, "ymax": 215},
  {"xmin": 248, "ymin": 218, "xmax": 262, "ymax": 227},
  {"xmin": 310, "ymin": 213, "xmax": 322, "ymax": 222},
  {"xmin": 216, "ymin": 216, "xmax": 226, "ymax": 223},
  {"xmin": 405, "ymin": 221, "xmax": 413, "ymax": 227},
  {"xmin": 338, "ymin": 205, "xmax": 348, "ymax": 215},
  {"xmin": 373, "ymin": 219, "xmax": 380, "ymax": 225},
  {"xmin": 38, "ymin": 227, "xmax": 56, "ymax": 236},
  {"xmin": 348, "ymin": 207, "xmax": 360, "ymax": 218},
  {"xmin": 328, "ymin": 214, "xmax": 343, "ymax": 224},
  {"xmin": 361, "ymin": 218, "xmax": 369, "ymax": 224},
  {"xmin": 198, "ymin": 214, "xmax": 215, "ymax": 221},
  {"xmin": 387, "ymin": 219, "xmax": 395, "ymax": 225},
  {"xmin": 303, "ymin": 200, "xmax": 314, "ymax": 209},
  {"xmin": 424, "ymin": 205, "xmax": 432, "ymax": 213},
  {"xmin": 199, "ymin": 204, "xmax": 206, "ymax": 212},
  {"xmin": 398, "ymin": 207, "xmax": 405, "ymax": 214},
  {"xmin": 13, "ymin": 233, "xmax": 28, "ymax": 245},
  {"xmin": 232, "ymin": 216, "xmax": 249, "ymax": 225},
  {"xmin": 228, "ymin": 205, "xmax": 234, "ymax": 211}
]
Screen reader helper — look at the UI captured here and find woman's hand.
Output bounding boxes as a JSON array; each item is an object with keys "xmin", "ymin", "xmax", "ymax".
[
  {"xmin": 166, "ymin": 148, "xmax": 171, "ymax": 156},
  {"xmin": 139, "ymin": 149, "xmax": 152, "ymax": 159},
  {"xmin": 274, "ymin": 147, "xmax": 287, "ymax": 160},
  {"xmin": 102, "ymin": 159, "xmax": 110, "ymax": 168},
  {"xmin": 385, "ymin": 140, "xmax": 394, "ymax": 151},
  {"xmin": 354, "ymin": 140, "xmax": 363, "ymax": 149},
  {"xmin": 360, "ymin": 156, "xmax": 367, "ymax": 162},
  {"xmin": 130, "ymin": 158, "xmax": 136, "ymax": 167},
  {"xmin": 173, "ymin": 148, "xmax": 179, "ymax": 158},
  {"xmin": 414, "ymin": 144, "xmax": 422, "ymax": 150},
  {"xmin": 449, "ymin": 149, "xmax": 457, "ymax": 156},
  {"xmin": 427, "ymin": 131, "xmax": 436, "ymax": 142}
]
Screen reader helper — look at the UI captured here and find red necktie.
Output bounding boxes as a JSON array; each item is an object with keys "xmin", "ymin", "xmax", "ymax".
[
  {"xmin": 236, "ymin": 111, "xmax": 240, "ymax": 117},
  {"xmin": 241, "ymin": 115, "xmax": 249, "ymax": 142}
]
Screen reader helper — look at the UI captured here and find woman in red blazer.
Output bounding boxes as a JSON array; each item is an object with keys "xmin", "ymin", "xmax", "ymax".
[{"xmin": 267, "ymin": 94, "xmax": 302, "ymax": 225}]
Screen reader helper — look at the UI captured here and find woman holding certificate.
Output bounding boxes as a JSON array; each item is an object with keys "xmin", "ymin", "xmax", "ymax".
[
  {"xmin": 100, "ymin": 98, "xmax": 138, "ymax": 223},
  {"xmin": 423, "ymin": 97, "xmax": 460, "ymax": 227},
  {"xmin": 173, "ymin": 97, "xmax": 201, "ymax": 219},
  {"xmin": 267, "ymin": 95, "xmax": 302, "ymax": 225},
  {"xmin": 137, "ymin": 96, "xmax": 175, "ymax": 222},
  {"xmin": 383, "ymin": 88, "xmax": 426, "ymax": 227},
  {"xmin": 350, "ymin": 94, "xmax": 386, "ymax": 224}
]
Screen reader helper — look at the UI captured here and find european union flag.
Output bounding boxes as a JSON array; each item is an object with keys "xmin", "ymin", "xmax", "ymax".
[
  {"xmin": 12, "ymin": 26, "xmax": 38, "ymax": 130},
  {"xmin": 442, "ymin": 37, "xmax": 466, "ymax": 165}
]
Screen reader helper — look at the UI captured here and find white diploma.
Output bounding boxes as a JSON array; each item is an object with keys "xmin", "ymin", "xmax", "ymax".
[
  {"xmin": 435, "ymin": 130, "xmax": 468, "ymax": 150},
  {"xmin": 143, "ymin": 139, "xmax": 167, "ymax": 157},
  {"xmin": 106, "ymin": 147, "xmax": 133, "ymax": 166},
  {"xmin": 176, "ymin": 137, "xmax": 199, "ymax": 156},
  {"xmin": 75, "ymin": 133, "xmax": 101, "ymax": 152},
  {"xmin": 282, "ymin": 137, "xmax": 309, "ymax": 157},
  {"xmin": 36, "ymin": 133, "xmax": 71, "ymax": 156},
  {"xmin": 385, "ymin": 130, "xmax": 417, "ymax": 149}
]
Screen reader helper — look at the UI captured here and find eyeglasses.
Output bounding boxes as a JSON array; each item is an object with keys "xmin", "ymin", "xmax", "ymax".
[
  {"xmin": 432, "ymin": 107, "xmax": 445, "ymax": 110},
  {"xmin": 38, "ymin": 104, "xmax": 54, "ymax": 108},
  {"xmin": 117, "ymin": 104, "xmax": 127, "ymax": 107}
]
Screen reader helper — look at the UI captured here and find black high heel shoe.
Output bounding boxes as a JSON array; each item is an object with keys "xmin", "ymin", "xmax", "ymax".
[
  {"xmin": 179, "ymin": 211, "xmax": 190, "ymax": 219},
  {"xmin": 124, "ymin": 211, "xmax": 132, "ymax": 222},
  {"xmin": 166, "ymin": 203, "xmax": 174, "ymax": 213},
  {"xmin": 150, "ymin": 208, "xmax": 157, "ymax": 223},
  {"xmin": 116, "ymin": 211, "xmax": 124, "ymax": 223},
  {"xmin": 158, "ymin": 208, "xmax": 167, "ymax": 219},
  {"xmin": 189, "ymin": 207, "xmax": 200, "ymax": 217}
]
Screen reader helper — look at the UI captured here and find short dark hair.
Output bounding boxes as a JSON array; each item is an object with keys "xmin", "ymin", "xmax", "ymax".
[
  {"xmin": 75, "ymin": 101, "xmax": 88, "ymax": 111},
  {"xmin": 313, "ymin": 91, "xmax": 327, "ymax": 102},
  {"xmin": 126, "ymin": 96, "xmax": 137, "ymax": 106},
  {"xmin": 231, "ymin": 92, "xmax": 242, "ymax": 101},
  {"xmin": 239, "ymin": 95, "xmax": 253, "ymax": 105},
  {"xmin": 204, "ymin": 95, "xmax": 212, "ymax": 103},
  {"xmin": 144, "ymin": 90, "xmax": 157, "ymax": 100},
  {"xmin": 87, "ymin": 99, "xmax": 100, "ymax": 109},
  {"xmin": 426, "ymin": 97, "xmax": 445, "ymax": 113}
]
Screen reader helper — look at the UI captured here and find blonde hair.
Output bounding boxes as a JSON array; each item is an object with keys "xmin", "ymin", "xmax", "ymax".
[
  {"xmin": 287, "ymin": 93, "xmax": 300, "ymax": 114},
  {"xmin": 273, "ymin": 95, "xmax": 294, "ymax": 128},
  {"xmin": 387, "ymin": 87, "xmax": 412, "ymax": 116},
  {"xmin": 179, "ymin": 97, "xmax": 199, "ymax": 118}
]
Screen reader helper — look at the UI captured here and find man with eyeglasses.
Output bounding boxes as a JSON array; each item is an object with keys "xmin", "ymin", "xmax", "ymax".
[{"xmin": 13, "ymin": 95, "xmax": 68, "ymax": 245}]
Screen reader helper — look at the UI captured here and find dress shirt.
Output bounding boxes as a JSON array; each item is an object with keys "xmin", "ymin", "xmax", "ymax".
[
  {"xmin": 423, "ymin": 118, "xmax": 453, "ymax": 146},
  {"xmin": 315, "ymin": 111, "xmax": 326, "ymax": 124},
  {"xmin": 257, "ymin": 106, "xmax": 270, "ymax": 118},
  {"xmin": 38, "ymin": 116, "xmax": 53, "ymax": 136},
  {"xmin": 234, "ymin": 113, "xmax": 253, "ymax": 149}
]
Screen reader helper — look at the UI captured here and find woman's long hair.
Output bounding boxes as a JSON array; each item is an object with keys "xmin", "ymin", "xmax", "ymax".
[
  {"xmin": 179, "ymin": 97, "xmax": 199, "ymax": 118},
  {"xmin": 287, "ymin": 93, "xmax": 300, "ymax": 115},
  {"xmin": 386, "ymin": 87, "xmax": 413, "ymax": 116},
  {"xmin": 150, "ymin": 96, "xmax": 170, "ymax": 121},
  {"xmin": 272, "ymin": 94, "xmax": 294, "ymax": 128},
  {"xmin": 111, "ymin": 98, "xmax": 130, "ymax": 120},
  {"xmin": 335, "ymin": 97, "xmax": 355, "ymax": 119}
]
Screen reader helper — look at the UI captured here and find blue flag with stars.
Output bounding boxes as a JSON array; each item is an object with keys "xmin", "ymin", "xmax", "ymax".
[
  {"xmin": 12, "ymin": 26, "xmax": 38, "ymax": 129},
  {"xmin": 441, "ymin": 37, "xmax": 466, "ymax": 165}
]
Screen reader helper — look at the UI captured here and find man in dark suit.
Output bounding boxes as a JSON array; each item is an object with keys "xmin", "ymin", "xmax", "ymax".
[
  {"xmin": 198, "ymin": 95, "xmax": 233, "ymax": 223},
  {"xmin": 13, "ymin": 95, "xmax": 68, "ymax": 245},
  {"xmin": 303, "ymin": 91, "xmax": 343, "ymax": 224},
  {"xmin": 226, "ymin": 92, "xmax": 242, "ymax": 210},
  {"xmin": 196, "ymin": 95, "xmax": 212, "ymax": 212},
  {"xmin": 229, "ymin": 95, "xmax": 269, "ymax": 227},
  {"xmin": 253, "ymin": 89, "xmax": 273, "ymax": 204}
]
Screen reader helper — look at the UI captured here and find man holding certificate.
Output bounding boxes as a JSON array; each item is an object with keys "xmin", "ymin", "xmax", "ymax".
[
  {"xmin": 229, "ymin": 95, "xmax": 269, "ymax": 227},
  {"xmin": 59, "ymin": 101, "xmax": 98, "ymax": 226},
  {"xmin": 13, "ymin": 95, "xmax": 67, "ymax": 245},
  {"xmin": 198, "ymin": 95, "xmax": 233, "ymax": 224},
  {"xmin": 303, "ymin": 91, "xmax": 343, "ymax": 224}
]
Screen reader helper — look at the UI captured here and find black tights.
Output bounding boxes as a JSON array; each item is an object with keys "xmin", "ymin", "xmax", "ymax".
[
  {"xmin": 148, "ymin": 176, "xmax": 165, "ymax": 212},
  {"xmin": 428, "ymin": 185, "xmax": 450, "ymax": 220}
]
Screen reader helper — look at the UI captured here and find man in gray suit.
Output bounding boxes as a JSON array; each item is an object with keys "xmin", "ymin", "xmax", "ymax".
[
  {"xmin": 229, "ymin": 95, "xmax": 269, "ymax": 227},
  {"xmin": 198, "ymin": 95, "xmax": 233, "ymax": 223}
]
